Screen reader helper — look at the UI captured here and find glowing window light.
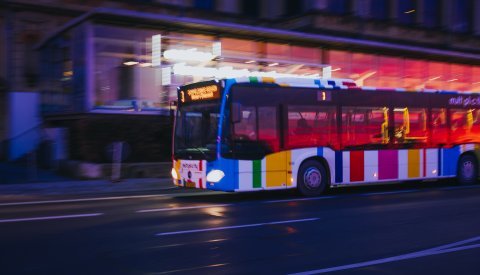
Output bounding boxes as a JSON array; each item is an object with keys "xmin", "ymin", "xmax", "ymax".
[
  {"xmin": 152, "ymin": 34, "xmax": 161, "ymax": 67},
  {"xmin": 212, "ymin": 41, "xmax": 221, "ymax": 56},
  {"xmin": 447, "ymin": 78, "xmax": 458, "ymax": 82},
  {"xmin": 164, "ymin": 48, "xmax": 216, "ymax": 62},
  {"xmin": 172, "ymin": 63, "xmax": 321, "ymax": 79},
  {"xmin": 123, "ymin": 61, "xmax": 139, "ymax": 66}
]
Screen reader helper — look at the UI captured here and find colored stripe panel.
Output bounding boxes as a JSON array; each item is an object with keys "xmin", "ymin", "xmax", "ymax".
[
  {"xmin": 350, "ymin": 151, "xmax": 364, "ymax": 182},
  {"xmin": 442, "ymin": 147, "xmax": 460, "ymax": 176},
  {"xmin": 335, "ymin": 151, "xmax": 343, "ymax": 183},
  {"xmin": 379, "ymin": 150, "xmax": 398, "ymax": 180},
  {"xmin": 266, "ymin": 152, "xmax": 287, "ymax": 187},
  {"xmin": 408, "ymin": 149, "xmax": 420, "ymax": 178},
  {"xmin": 253, "ymin": 160, "xmax": 262, "ymax": 188}
]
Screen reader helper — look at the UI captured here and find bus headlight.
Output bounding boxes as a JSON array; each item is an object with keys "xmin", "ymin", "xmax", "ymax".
[
  {"xmin": 171, "ymin": 168, "xmax": 178, "ymax": 180},
  {"xmin": 206, "ymin": 170, "xmax": 225, "ymax": 183}
]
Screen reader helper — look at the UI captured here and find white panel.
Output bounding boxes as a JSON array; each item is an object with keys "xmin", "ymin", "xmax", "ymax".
[
  {"xmin": 426, "ymin": 149, "xmax": 439, "ymax": 178},
  {"xmin": 323, "ymin": 147, "xmax": 336, "ymax": 184},
  {"xmin": 342, "ymin": 151, "xmax": 350, "ymax": 183},
  {"xmin": 398, "ymin": 149, "xmax": 408, "ymax": 180},
  {"xmin": 238, "ymin": 160, "xmax": 253, "ymax": 191},
  {"xmin": 364, "ymin": 150, "xmax": 378, "ymax": 181}
]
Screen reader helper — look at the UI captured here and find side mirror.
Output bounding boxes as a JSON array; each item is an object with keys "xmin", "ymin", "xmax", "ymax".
[{"xmin": 231, "ymin": 102, "xmax": 242, "ymax": 123}]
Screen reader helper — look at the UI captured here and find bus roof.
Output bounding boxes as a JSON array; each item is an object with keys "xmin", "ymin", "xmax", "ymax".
[{"xmin": 181, "ymin": 77, "xmax": 480, "ymax": 96}]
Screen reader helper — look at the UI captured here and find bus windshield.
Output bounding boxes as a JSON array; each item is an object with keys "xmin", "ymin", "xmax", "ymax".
[{"xmin": 173, "ymin": 102, "xmax": 220, "ymax": 161}]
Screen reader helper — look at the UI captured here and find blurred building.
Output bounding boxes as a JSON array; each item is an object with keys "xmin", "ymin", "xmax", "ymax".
[{"xmin": 1, "ymin": 0, "xmax": 480, "ymax": 174}]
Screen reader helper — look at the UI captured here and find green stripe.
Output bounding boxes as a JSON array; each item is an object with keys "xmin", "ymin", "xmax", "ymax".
[
  {"xmin": 253, "ymin": 160, "xmax": 261, "ymax": 188},
  {"xmin": 249, "ymin": 76, "xmax": 258, "ymax": 83}
]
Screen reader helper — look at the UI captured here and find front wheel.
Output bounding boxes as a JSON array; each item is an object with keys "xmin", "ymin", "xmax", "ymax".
[
  {"xmin": 457, "ymin": 154, "xmax": 478, "ymax": 185},
  {"xmin": 297, "ymin": 160, "xmax": 328, "ymax": 196}
]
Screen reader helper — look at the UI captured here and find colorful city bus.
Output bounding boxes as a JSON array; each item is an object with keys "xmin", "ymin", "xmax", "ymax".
[{"xmin": 171, "ymin": 77, "xmax": 480, "ymax": 196}]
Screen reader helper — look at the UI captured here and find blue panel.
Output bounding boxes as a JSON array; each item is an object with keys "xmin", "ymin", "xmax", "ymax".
[
  {"xmin": 207, "ymin": 158, "xmax": 238, "ymax": 191},
  {"xmin": 317, "ymin": 147, "xmax": 323, "ymax": 157},
  {"xmin": 442, "ymin": 147, "xmax": 461, "ymax": 176},
  {"xmin": 335, "ymin": 151, "xmax": 343, "ymax": 183},
  {"xmin": 437, "ymin": 149, "xmax": 442, "ymax": 177}
]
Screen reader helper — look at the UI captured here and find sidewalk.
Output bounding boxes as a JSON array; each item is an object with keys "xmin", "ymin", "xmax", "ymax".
[{"xmin": 0, "ymin": 177, "xmax": 174, "ymax": 197}]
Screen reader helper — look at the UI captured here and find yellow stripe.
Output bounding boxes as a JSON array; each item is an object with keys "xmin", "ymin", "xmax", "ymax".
[
  {"xmin": 262, "ymin": 77, "xmax": 275, "ymax": 83},
  {"xmin": 266, "ymin": 152, "xmax": 287, "ymax": 187},
  {"xmin": 279, "ymin": 83, "xmax": 290, "ymax": 87},
  {"xmin": 408, "ymin": 149, "xmax": 420, "ymax": 178}
]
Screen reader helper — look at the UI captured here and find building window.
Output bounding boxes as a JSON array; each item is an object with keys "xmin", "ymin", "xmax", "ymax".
[
  {"xmin": 370, "ymin": 0, "xmax": 390, "ymax": 20},
  {"xmin": 242, "ymin": 0, "xmax": 260, "ymax": 18},
  {"xmin": 397, "ymin": 0, "xmax": 417, "ymax": 25},
  {"xmin": 451, "ymin": 0, "xmax": 472, "ymax": 33},
  {"xmin": 422, "ymin": 0, "xmax": 441, "ymax": 28},
  {"xmin": 328, "ymin": 0, "xmax": 351, "ymax": 15},
  {"xmin": 195, "ymin": 0, "xmax": 215, "ymax": 10}
]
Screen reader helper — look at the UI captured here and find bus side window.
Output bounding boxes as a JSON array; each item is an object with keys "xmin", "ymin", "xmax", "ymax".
[
  {"xmin": 258, "ymin": 106, "xmax": 279, "ymax": 152},
  {"xmin": 342, "ymin": 106, "xmax": 386, "ymax": 148},
  {"xmin": 393, "ymin": 107, "xmax": 427, "ymax": 146},
  {"xmin": 431, "ymin": 108, "xmax": 448, "ymax": 146},
  {"xmin": 233, "ymin": 106, "xmax": 257, "ymax": 140}
]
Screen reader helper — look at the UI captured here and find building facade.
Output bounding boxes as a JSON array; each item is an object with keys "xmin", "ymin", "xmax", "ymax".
[{"xmin": 2, "ymin": 0, "xmax": 480, "ymax": 166}]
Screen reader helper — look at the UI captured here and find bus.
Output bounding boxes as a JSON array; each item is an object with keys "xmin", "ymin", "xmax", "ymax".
[{"xmin": 171, "ymin": 77, "xmax": 480, "ymax": 196}]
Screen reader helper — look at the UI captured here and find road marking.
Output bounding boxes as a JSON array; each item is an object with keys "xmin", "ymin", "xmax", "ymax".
[
  {"xmin": 137, "ymin": 204, "xmax": 232, "ymax": 213},
  {"xmin": 0, "ymin": 194, "xmax": 166, "ymax": 207},
  {"xmin": 0, "ymin": 213, "xmax": 104, "ymax": 223},
  {"xmin": 361, "ymin": 189, "xmax": 419, "ymax": 196},
  {"xmin": 264, "ymin": 196, "xmax": 336, "ymax": 204},
  {"xmin": 290, "ymin": 236, "xmax": 480, "ymax": 275},
  {"xmin": 156, "ymin": 217, "xmax": 320, "ymax": 236}
]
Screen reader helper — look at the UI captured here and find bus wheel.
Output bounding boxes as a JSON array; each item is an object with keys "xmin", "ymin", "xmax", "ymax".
[
  {"xmin": 297, "ymin": 160, "xmax": 328, "ymax": 196},
  {"xmin": 457, "ymin": 154, "xmax": 478, "ymax": 185}
]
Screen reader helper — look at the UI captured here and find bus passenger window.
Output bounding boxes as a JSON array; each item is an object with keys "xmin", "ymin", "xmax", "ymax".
[
  {"xmin": 450, "ymin": 109, "xmax": 476, "ymax": 144},
  {"xmin": 431, "ymin": 108, "xmax": 448, "ymax": 146},
  {"xmin": 393, "ymin": 107, "xmax": 427, "ymax": 146},
  {"xmin": 341, "ymin": 106, "xmax": 387, "ymax": 148},
  {"xmin": 287, "ymin": 106, "xmax": 337, "ymax": 149},
  {"xmin": 258, "ymin": 106, "xmax": 279, "ymax": 152},
  {"xmin": 233, "ymin": 106, "xmax": 257, "ymax": 140}
]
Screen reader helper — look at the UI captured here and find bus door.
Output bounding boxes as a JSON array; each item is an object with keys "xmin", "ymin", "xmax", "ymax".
[{"xmin": 258, "ymin": 106, "xmax": 290, "ymax": 188}]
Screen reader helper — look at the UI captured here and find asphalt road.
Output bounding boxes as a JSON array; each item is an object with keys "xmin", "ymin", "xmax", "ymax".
[{"xmin": 1, "ymin": 181, "xmax": 479, "ymax": 275}]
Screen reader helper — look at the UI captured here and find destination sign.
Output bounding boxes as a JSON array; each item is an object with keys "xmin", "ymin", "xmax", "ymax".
[{"xmin": 180, "ymin": 84, "xmax": 221, "ymax": 103}]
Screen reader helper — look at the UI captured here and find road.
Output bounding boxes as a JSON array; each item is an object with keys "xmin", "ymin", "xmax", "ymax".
[{"xmin": 1, "ymin": 181, "xmax": 479, "ymax": 274}]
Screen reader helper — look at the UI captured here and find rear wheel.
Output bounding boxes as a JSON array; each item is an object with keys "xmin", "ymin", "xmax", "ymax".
[
  {"xmin": 457, "ymin": 154, "xmax": 478, "ymax": 185},
  {"xmin": 297, "ymin": 160, "xmax": 328, "ymax": 196}
]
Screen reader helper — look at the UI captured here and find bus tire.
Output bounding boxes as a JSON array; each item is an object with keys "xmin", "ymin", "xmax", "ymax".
[
  {"xmin": 297, "ymin": 160, "xmax": 328, "ymax": 196},
  {"xmin": 457, "ymin": 154, "xmax": 478, "ymax": 185}
]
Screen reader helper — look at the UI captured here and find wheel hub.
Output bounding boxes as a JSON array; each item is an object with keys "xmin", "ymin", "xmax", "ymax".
[
  {"xmin": 462, "ymin": 160, "xmax": 474, "ymax": 179},
  {"xmin": 304, "ymin": 167, "xmax": 322, "ymax": 189}
]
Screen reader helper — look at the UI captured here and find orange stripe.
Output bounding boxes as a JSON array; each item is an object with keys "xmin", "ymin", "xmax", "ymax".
[{"xmin": 408, "ymin": 149, "xmax": 420, "ymax": 178}]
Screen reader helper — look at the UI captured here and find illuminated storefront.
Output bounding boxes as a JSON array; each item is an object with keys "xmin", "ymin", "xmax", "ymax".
[
  {"xmin": 36, "ymin": 7, "xmax": 480, "ymax": 163},
  {"xmin": 38, "ymin": 8, "xmax": 480, "ymax": 116}
]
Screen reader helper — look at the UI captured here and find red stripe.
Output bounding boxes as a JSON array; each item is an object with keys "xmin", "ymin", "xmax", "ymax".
[
  {"xmin": 199, "ymin": 178, "xmax": 203, "ymax": 189},
  {"xmin": 199, "ymin": 160, "xmax": 203, "ymax": 171},
  {"xmin": 350, "ymin": 151, "xmax": 364, "ymax": 182}
]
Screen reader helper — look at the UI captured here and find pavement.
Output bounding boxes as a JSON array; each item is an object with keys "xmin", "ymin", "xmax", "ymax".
[
  {"xmin": 0, "ymin": 162, "xmax": 174, "ymax": 198},
  {"xmin": 0, "ymin": 177, "xmax": 174, "ymax": 197}
]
